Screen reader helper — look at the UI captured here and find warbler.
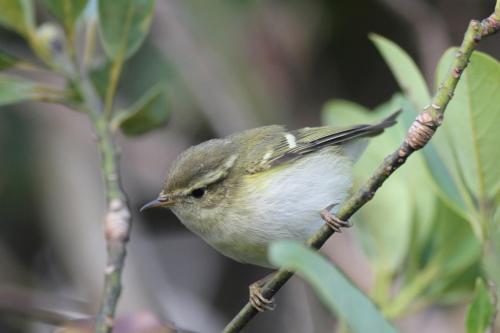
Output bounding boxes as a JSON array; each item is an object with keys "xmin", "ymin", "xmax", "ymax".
[{"xmin": 141, "ymin": 111, "xmax": 399, "ymax": 310}]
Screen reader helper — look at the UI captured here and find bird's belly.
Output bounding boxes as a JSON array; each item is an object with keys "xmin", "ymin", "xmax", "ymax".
[
  {"xmin": 209, "ymin": 150, "xmax": 353, "ymax": 267},
  {"xmin": 210, "ymin": 212, "xmax": 324, "ymax": 267}
]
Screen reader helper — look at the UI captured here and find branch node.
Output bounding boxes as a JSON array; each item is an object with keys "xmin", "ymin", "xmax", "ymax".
[
  {"xmin": 105, "ymin": 265, "xmax": 116, "ymax": 275},
  {"xmin": 431, "ymin": 103, "xmax": 441, "ymax": 110},
  {"xmin": 481, "ymin": 15, "xmax": 500, "ymax": 35},
  {"xmin": 105, "ymin": 316, "xmax": 114, "ymax": 328},
  {"xmin": 108, "ymin": 173, "xmax": 118, "ymax": 182},
  {"xmin": 405, "ymin": 110, "xmax": 440, "ymax": 150},
  {"xmin": 105, "ymin": 199, "xmax": 131, "ymax": 242}
]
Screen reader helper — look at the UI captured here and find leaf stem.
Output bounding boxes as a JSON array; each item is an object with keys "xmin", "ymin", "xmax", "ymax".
[
  {"xmin": 222, "ymin": 3, "xmax": 500, "ymax": 332},
  {"xmin": 371, "ymin": 268, "xmax": 393, "ymax": 307},
  {"xmin": 83, "ymin": 16, "xmax": 98, "ymax": 70},
  {"xmin": 103, "ymin": 55, "xmax": 124, "ymax": 118}
]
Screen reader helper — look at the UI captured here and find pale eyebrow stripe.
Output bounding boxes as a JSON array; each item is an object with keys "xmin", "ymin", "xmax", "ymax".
[
  {"xmin": 187, "ymin": 153, "xmax": 239, "ymax": 192},
  {"xmin": 284, "ymin": 133, "xmax": 297, "ymax": 148}
]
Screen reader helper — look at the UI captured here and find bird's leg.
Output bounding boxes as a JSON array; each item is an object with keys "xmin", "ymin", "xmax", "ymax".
[
  {"xmin": 249, "ymin": 273, "xmax": 276, "ymax": 312},
  {"xmin": 320, "ymin": 203, "xmax": 352, "ymax": 233}
]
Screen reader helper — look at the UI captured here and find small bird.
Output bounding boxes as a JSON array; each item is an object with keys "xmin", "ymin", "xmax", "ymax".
[{"xmin": 141, "ymin": 111, "xmax": 399, "ymax": 310}]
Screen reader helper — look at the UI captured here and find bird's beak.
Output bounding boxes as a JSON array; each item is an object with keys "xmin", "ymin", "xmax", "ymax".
[{"xmin": 140, "ymin": 195, "xmax": 175, "ymax": 212}]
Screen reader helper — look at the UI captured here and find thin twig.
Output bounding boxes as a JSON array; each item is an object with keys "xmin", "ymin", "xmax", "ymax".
[
  {"xmin": 11, "ymin": 8, "xmax": 132, "ymax": 332},
  {"xmin": 92, "ymin": 113, "xmax": 131, "ymax": 333},
  {"xmin": 222, "ymin": 5, "xmax": 500, "ymax": 333},
  {"xmin": 77, "ymin": 67, "xmax": 132, "ymax": 333}
]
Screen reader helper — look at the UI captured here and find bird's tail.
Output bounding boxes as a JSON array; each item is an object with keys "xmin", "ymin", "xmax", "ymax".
[{"xmin": 339, "ymin": 109, "xmax": 401, "ymax": 161}]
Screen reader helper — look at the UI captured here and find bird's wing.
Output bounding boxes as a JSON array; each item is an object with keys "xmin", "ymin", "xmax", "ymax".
[{"xmin": 244, "ymin": 110, "xmax": 400, "ymax": 174}]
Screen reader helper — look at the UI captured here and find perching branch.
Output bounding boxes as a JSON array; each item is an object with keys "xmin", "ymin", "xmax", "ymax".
[{"xmin": 222, "ymin": 5, "xmax": 500, "ymax": 333}]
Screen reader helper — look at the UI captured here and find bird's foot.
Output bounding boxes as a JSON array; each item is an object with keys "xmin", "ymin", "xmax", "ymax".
[
  {"xmin": 320, "ymin": 205, "xmax": 352, "ymax": 233},
  {"xmin": 249, "ymin": 279, "xmax": 275, "ymax": 312}
]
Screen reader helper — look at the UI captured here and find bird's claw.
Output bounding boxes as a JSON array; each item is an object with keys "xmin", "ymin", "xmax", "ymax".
[
  {"xmin": 320, "ymin": 208, "xmax": 352, "ymax": 233},
  {"xmin": 249, "ymin": 281, "xmax": 275, "ymax": 312}
]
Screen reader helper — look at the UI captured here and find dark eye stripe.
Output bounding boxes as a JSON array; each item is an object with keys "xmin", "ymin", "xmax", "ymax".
[{"xmin": 191, "ymin": 188, "xmax": 205, "ymax": 198}]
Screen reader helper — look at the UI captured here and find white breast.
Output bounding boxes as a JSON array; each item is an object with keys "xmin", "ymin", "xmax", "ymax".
[{"xmin": 209, "ymin": 149, "xmax": 353, "ymax": 267}]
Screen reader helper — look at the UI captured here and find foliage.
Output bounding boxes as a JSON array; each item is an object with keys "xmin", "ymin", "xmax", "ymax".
[
  {"xmin": 98, "ymin": 0, "xmax": 155, "ymax": 60},
  {"xmin": 1, "ymin": 0, "xmax": 499, "ymax": 332},
  {"xmin": 111, "ymin": 83, "xmax": 170, "ymax": 136},
  {"xmin": 43, "ymin": 0, "xmax": 88, "ymax": 37},
  {"xmin": 434, "ymin": 49, "xmax": 500, "ymax": 239},
  {"xmin": 0, "ymin": 74, "xmax": 64, "ymax": 105},
  {"xmin": 0, "ymin": 50, "xmax": 20, "ymax": 70},
  {"xmin": 269, "ymin": 241, "xmax": 397, "ymax": 333},
  {"xmin": 466, "ymin": 278, "xmax": 495, "ymax": 333},
  {"xmin": 0, "ymin": 0, "xmax": 168, "ymax": 331},
  {"xmin": 270, "ymin": 35, "xmax": 499, "ymax": 331},
  {"xmin": 0, "ymin": 0, "xmax": 35, "ymax": 37},
  {"xmin": 0, "ymin": 0, "xmax": 169, "ymax": 135}
]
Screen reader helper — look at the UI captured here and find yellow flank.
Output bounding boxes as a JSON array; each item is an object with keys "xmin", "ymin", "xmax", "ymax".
[{"xmin": 243, "ymin": 162, "xmax": 289, "ymax": 192}]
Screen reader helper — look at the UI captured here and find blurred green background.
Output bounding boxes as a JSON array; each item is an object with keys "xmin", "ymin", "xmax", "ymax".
[{"xmin": 1, "ymin": 0, "xmax": 499, "ymax": 332}]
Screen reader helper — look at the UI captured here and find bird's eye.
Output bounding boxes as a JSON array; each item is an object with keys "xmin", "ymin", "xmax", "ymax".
[{"xmin": 191, "ymin": 188, "xmax": 205, "ymax": 198}]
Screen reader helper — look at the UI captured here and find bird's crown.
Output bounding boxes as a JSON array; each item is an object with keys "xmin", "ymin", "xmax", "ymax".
[{"xmin": 163, "ymin": 138, "xmax": 239, "ymax": 196}]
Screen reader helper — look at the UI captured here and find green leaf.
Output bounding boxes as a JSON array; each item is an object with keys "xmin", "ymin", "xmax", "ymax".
[
  {"xmin": 0, "ymin": 50, "xmax": 20, "ymax": 70},
  {"xmin": 89, "ymin": 61, "xmax": 111, "ymax": 99},
  {"xmin": 269, "ymin": 241, "xmax": 397, "ymax": 333},
  {"xmin": 429, "ymin": 262, "xmax": 480, "ymax": 305},
  {"xmin": 483, "ymin": 226, "xmax": 500, "ymax": 308},
  {"xmin": 466, "ymin": 278, "xmax": 494, "ymax": 333},
  {"xmin": 0, "ymin": 0, "xmax": 35, "ymax": 36},
  {"xmin": 0, "ymin": 74, "xmax": 60, "ymax": 106},
  {"xmin": 111, "ymin": 83, "xmax": 169, "ymax": 136},
  {"xmin": 98, "ymin": 0, "xmax": 155, "ymax": 60},
  {"xmin": 43, "ymin": 0, "xmax": 88, "ymax": 34},
  {"xmin": 431, "ymin": 202, "xmax": 480, "ymax": 275},
  {"xmin": 119, "ymin": 40, "xmax": 175, "ymax": 102},
  {"xmin": 88, "ymin": 41, "xmax": 174, "ymax": 101},
  {"xmin": 418, "ymin": 199, "xmax": 481, "ymax": 299},
  {"xmin": 435, "ymin": 49, "xmax": 500, "ymax": 236},
  {"xmin": 399, "ymin": 97, "xmax": 466, "ymax": 216},
  {"xmin": 370, "ymin": 33, "xmax": 430, "ymax": 111}
]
